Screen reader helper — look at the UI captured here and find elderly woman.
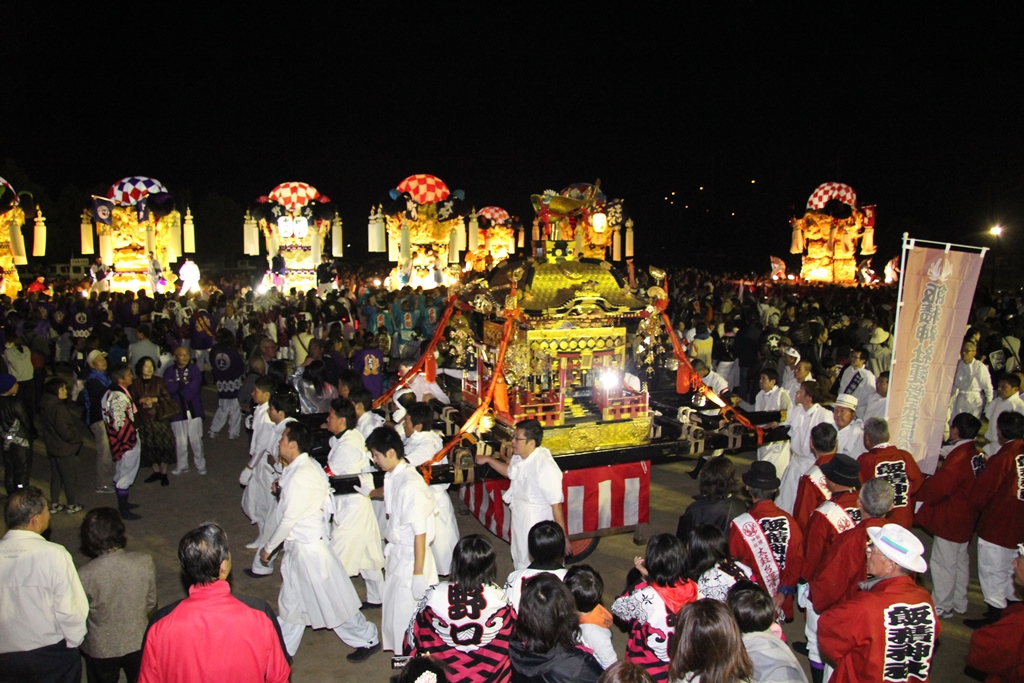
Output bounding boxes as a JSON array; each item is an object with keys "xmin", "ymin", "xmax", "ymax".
[
  {"xmin": 77, "ymin": 507, "xmax": 157, "ymax": 683},
  {"xmin": 130, "ymin": 356, "xmax": 176, "ymax": 486}
]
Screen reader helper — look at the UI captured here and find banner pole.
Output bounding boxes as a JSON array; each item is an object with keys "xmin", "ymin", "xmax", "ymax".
[{"xmin": 888, "ymin": 233, "xmax": 914, "ymax": 420}]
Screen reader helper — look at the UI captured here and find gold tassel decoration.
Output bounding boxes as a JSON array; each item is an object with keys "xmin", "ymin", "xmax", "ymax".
[
  {"xmin": 183, "ymin": 208, "xmax": 196, "ymax": 253},
  {"xmin": 332, "ymin": 213, "xmax": 344, "ymax": 257},
  {"xmin": 32, "ymin": 207, "xmax": 46, "ymax": 257},
  {"xmin": 80, "ymin": 212, "xmax": 94, "ymax": 255},
  {"xmin": 625, "ymin": 219, "xmax": 634, "ymax": 258}
]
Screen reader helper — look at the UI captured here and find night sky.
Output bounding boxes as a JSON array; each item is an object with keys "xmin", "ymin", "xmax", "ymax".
[{"xmin": 3, "ymin": 6, "xmax": 1021, "ymax": 275}]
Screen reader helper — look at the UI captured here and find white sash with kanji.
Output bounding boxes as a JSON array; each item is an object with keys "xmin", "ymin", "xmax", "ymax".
[
  {"xmin": 817, "ymin": 500, "xmax": 856, "ymax": 534},
  {"xmin": 733, "ymin": 512, "xmax": 782, "ymax": 596},
  {"xmin": 804, "ymin": 465, "xmax": 831, "ymax": 501}
]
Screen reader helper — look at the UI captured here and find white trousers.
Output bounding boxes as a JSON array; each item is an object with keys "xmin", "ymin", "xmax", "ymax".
[
  {"xmin": 210, "ymin": 398, "xmax": 241, "ymax": 437},
  {"xmin": 803, "ymin": 591, "xmax": 821, "ymax": 664},
  {"xmin": 362, "ymin": 569, "xmax": 383, "ymax": 604},
  {"xmin": 930, "ymin": 536, "xmax": 970, "ymax": 614},
  {"xmin": 278, "ymin": 613, "xmax": 378, "ymax": 657},
  {"xmin": 113, "ymin": 442, "xmax": 141, "ymax": 490},
  {"xmin": 978, "ymin": 538, "xmax": 1018, "ymax": 609},
  {"xmin": 192, "ymin": 348, "xmax": 211, "ymax": 372},
  {"xmin": 172, "ymin": 417, "xmax": 206, "ymax": 472}
]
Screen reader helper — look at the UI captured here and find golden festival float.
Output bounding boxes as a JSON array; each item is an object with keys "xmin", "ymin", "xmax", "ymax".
[
  {"xmin": 317, "ymin": 181, "xmax": 781, "ymax": 559},
  {"xmin": 0, "ymin": 176, "xmax": 47, "ymax": 299},
  {"xmin": 790, "ymin": 181, "xmax": 876, "ymax": 283},
  {"xmin": 243, "ymin": 182, "xmax": 343, "ymax": 293},
  {"xmin": 82, "ymin": 176, "xmax": 191, "ymax": 293},
  {"xmin": 364, "ymin": 174, "xmax": 472, "ymax": 290}
]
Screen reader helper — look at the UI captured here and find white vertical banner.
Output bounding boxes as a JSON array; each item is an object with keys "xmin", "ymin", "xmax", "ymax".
[{"xmin": 888, "ymin": 236, "xmax": 986, "ymax": 474}]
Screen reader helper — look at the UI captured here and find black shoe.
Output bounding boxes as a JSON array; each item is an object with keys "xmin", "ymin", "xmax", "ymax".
[
  {"xmin": 120, "ymin": 509, "xmax": 142, "ymax": 521},
  {"xmin": 346, "ymin": 642, "xmax": 380, "ymax": 663},
  {"xmin": 791, "ymin": 641, "xmax": 809, "ymax": 658},
  {"xmin": 144, "ymin": 472, "xmax": 162, "ymax": 483},
  {"xmin": 161, "ymin": 475, "xmax": 170, "ymax": 486},
  {"xmin": 360, "ymin": 601, "xmax": 382, "ymax": 611},
  {"xmin": 964, "ymin": 605, "xmax": 1002, "ymax": 629},
  {"xmin": 243, "ymin": 569, "xmax": 272, "ymax": 579}
]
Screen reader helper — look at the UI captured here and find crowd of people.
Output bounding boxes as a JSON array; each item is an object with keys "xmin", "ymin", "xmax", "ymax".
[{"xmin": 1, "ymin": 261, "xmax": 1024, "ymax": 682}]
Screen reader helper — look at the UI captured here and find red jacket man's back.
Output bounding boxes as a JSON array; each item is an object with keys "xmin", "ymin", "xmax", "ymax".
[
  {"xmin": 916, "ymin": 440, "xmax": 984, "ymax": 543},
  {"xmin": 810, "ymin": 516, "xmax": 886, "ymax": 613},
  {"xmin": 792, "ymin": 453, "xmax": 835, "ymax": 532},
  {"xmin": 858, "ymin": 445, "xmax": 924, "ymax": 529},
  {"xmin": 819, "ymin": 575, "xmax": 940, "ymax": 683},
  {"xmin": 728, "ymin": 499, "xmax": 804, "ymax": 618},
  {"xmin": 966, "ymin": 602, "xmax": 1024, "ymax": 683},
  {"xmin": 969, "ymin": 439, "xmax": 1024, "ymax": 548},
  {"xmin": 801, "ymin": 490, "xmax": 861, "ymax": 582}
]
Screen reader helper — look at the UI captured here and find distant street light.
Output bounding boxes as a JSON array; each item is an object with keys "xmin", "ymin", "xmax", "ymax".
[
  {"xmin": 989, "ymin": 225, "xmax": 1005, "ymax": 290},
  {"xmin": 991, "ymin": 225, "xmax": 1004, "ymax": 236}
]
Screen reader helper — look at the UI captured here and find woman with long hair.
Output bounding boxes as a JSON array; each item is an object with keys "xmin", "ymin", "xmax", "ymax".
[
  {"xmin": 130, "ymin": 356, "xmax": 176, "ymax": 486},
  {"xmin": 668, "ymin": 599, "xmax": 752, "ymax": 683},
  {"xmin": 510, "ymin": 573, "xmax": 603, "ymax": 683},
  {"xmin": 293, "ymin": 358, "xmax": 338, "ymax": 414},
  {"xmin": 684, "ymin": 525, "xmax": 751, "ymax": 603},
  {"xmin": 408, "ymin": 535, "xmax": 515, "ymax": 682},
  {"xmin": 611, "ymin": 534, "xmax": 699, "ymax": 683},
  {"xmin": 676, "ymin": 457, "xmax": 747, "ymax": 540}
]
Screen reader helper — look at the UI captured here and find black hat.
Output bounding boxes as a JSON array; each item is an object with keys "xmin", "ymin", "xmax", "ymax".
[
  {"xmin": 742, "ymin": 461, "xmax": 780, "ymax": 490},
  {"xmin": 820, "ymin": 453, "xmax": 860, "ymax": 488}
]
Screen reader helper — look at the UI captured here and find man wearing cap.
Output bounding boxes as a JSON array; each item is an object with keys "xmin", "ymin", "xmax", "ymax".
[
  {"xmin": 728, "ymin": 461, "xmax": 804, "ymax": 619},
  {"xmin": 780, "ymin": 346, "xmax": 802, "ymax": 398},
  {"xmin": 836, "ymin": 348, "xmax": 876, "ymax": 411},
  {"xmin": 966, "ymin": 551, "xmax": 1024, "ymax": 682},
  {"xmin": 858, "ymin": 418, "xmax": 924, "ymax": 530},
  {"xmin": 82, "ymin": 349, "xmax": 115, "ymax": 494},
  {"xmin": 967, "ymin": 411, "xmax": 1024, "ymax": 628},
  {"xmin": 797, "ymin": 454, "xmax": 870, "ymax": 682},
  {"xmin": 864, "ymin": 327, "xmax": 891, "ymax": 378},
  {"xmin": 792, "ymin": 423, "xmax": 840, "ymax": 531},
  {"xmin": 916, "ymin": 412, "xmax": 984, "ymax": 619},
  {"xmin": 818, "ymin": 524, "xmax": 939, "ymax": 683},
  {"xmin": 833, "ymin": 395, "xmax": 865, "ymax": 459},
  {"xmin": 950, "ymin": 341, "xmax": 993, "ymax": 424}
]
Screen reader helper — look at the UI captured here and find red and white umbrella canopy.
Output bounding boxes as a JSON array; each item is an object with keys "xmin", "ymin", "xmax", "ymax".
[
  {"xmin": 269, "ymin": 182, "xmax": 321, "ymax": 212},
  {"xmin": 107, "ymin": 176, "xmax": 169, "ymax": 206},
  {"xmin": 397, "ymin": 174, "xmax": 450, "ymax": 205},
  {"xmin": 477, "ymin": 206, "xmax": 510, "ymax": 224},
  {"xmin": 806, "ymin": 182, "xmax": 857, "ymax": 211},
  {"xmin": 0, "ymin": 176, "xmax": 17, "ymax": 208}
]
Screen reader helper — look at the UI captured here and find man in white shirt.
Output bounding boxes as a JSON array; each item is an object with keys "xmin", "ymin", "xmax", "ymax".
[
  {"xmin": 366, "ymin": 426, "xmax": 439, "ymax": 653},
  {"xmin": 351, "ymin": 388, "xmax": 385, "ymax": 440},
  {"xmin": 751, "ymin": 367, "xmax": 793, "ymax": 473},
  {"xmin": 402, "ymin": 402, "xmax": 459, "ymax": 575},
  {"xmin": 832, "ymin": 394, "xmax": 866, "ymax": 459},
  {"xmin": 860, "ymin": 371, "xmax": 888, "ymax": 422},
  {"xmin": 0, "ymin": 486, "xmax": 88, "ymax": 682},
  {"xmin": 260, "ymin": 422, "xmax": 380, "ymax": 662},
  {"xmin": 983, "ymin": 373, "xmax": 1024, "ymax": 456},
  {"xmin": 950, "ymin": 341, "xmax": 993, "ymax": 423},
  {"xmin": 476, "ymin": 418, "xmax": 569, "ymax": 570},
  {"xmin": 324, "ymin": 398, "xmax": 384, "ymax": 609},
  {"xmin": 242, "ymin": 387, "xmax": 293, "ymax": 576},
  {"xmin": 776, "ymin": 381, "xmax": 836, "ymax": 513},
  {"xmin": 836, "ymin": 348, "xmax": 876, "ymax": 409}
]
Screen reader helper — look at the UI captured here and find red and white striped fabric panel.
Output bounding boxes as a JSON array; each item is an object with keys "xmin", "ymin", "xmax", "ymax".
[{"xmin": 459, "ymin": 461, "xmax": 651, "ymax": 543}]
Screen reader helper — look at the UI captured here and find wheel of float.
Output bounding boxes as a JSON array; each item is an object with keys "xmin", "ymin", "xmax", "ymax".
[{"xmin": 566, "ymin": 536, "xmax": 600, "ymax": 564}]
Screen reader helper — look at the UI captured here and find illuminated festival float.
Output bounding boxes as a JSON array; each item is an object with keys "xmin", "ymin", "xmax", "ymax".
[
  {"xmin": 0, "ymin": 176, "xmax": 46, "ymax": 298},
  {"xmin": 790, "ymin": 181, "xmax": 876, "ymax": 283},
  {"xmin": 463, "ymin": 206, "xmax": 517, "ymax": 273},
  {"xmin": 243, "ymin": 182, "xmax": 343, "ymax": 293},
  {"xmin": 82, "ymin": 176, "xmax": 189, "ymax": 293},
  {"xmin": 365, "ymin": 173, "xmax": 469, "ymax": 290},
  {"xmin": 314, "ymin": 181, "xmax": 780, "ymax": 559}
]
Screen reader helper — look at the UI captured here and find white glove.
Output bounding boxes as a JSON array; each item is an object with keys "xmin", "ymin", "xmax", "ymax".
[
  {"xmin": 353, "ymin": 484, "xmax": 373, "ymax": 497},
  {"xmin": 411, "ymin": 574, "xmax": 429, "ymax": 600},
  {"xmin": 239, "ymin": 467, "xmax": 253, "ymax": 487}
]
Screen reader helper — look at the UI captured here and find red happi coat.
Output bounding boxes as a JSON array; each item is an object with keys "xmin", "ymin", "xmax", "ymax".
[
  {"xmin": 728, "ymin": 499, "xmax": 804, "ymax": 619},
  {"xmin": 966, "ymin": 603, "xmax": 1024, "ymax": 683},
  {"xmin": 858, "ymin": 445, "xmax": 924, "ymax": 530},
  {"xmin": 792, "ymin": 453, "xmax": 835, "ymax": 532},
  {"xmin": 801, "ymin": 490, "xmax": 861, "ymax": 582},
  {"xmin": 810, "ymin": 516, "xmax": 887, "ymax": 613},
  {"xmin": 916, "ymin": 440, "xmax": 984, "ymax": 543},
  {"xmin": 969, "ymin": 439, "xmax": 1024, "ymax": 548},
  {"xmin": 819, "ymin": 575, "xmax": 941, "ymax": 683}
]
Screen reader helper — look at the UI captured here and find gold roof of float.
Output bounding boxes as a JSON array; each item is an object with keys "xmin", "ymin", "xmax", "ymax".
[{"xmin": 484, "ymin": 259, "xmax": 645, "ymax": 319}]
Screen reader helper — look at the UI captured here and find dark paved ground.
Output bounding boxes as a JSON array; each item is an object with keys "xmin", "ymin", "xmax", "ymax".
[{"xmin": 2, "ymin": 383, "xmax": 984, "ymax": 681}]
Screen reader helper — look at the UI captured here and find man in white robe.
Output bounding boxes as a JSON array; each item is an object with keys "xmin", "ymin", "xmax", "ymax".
[
  {"xmin": 860, "ymin": 372, "xmax": 888, "ymax": 422},
  {"xmin": 402, "ymin": 402, "xmax": 459, "ymax": 576},
  {"xmin": 832, "ymin": 394, "xmax": 866, "ymax": 459},
  {"xmin": 476, "ymin": 418, "xmax": 569, "ymax": 571},
  {"xmin": 983, "ymin": 374, "xmax": 1024, "ymax": 456},
  {"xmin": 366, "ymin": 426, "xmax": 439, "ymax": 653},
  {"xmin": 242, "ymin": 388, "xmax": 292, "ymax": 576},
  {"xmin": 750, "ymin": 367, "xmax": 792, "ymax": 473},
  {"xmin": 835, "ymin": 348, "xmax": 876, "ymax": 409},
  {"xmin": 950, "ymin": 341, "xmax": 993, "ymax": 423},
  {"xmin": 324, "ymin": 398, "xmax": 384, "ymax": 607},
  {"xmin": 776, "ymin": 382, "xmax": 836, "ymax": 513},
  {"xmin": 260, "ymin": 421, "xmax": 380, "ymax": 662}
]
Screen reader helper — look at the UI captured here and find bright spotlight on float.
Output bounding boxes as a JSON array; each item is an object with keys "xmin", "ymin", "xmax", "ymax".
[
  {"xmin": 599, "ymin": 369, "xmax": 620, "ymax": 390},
  {"xmin": 592, "ymin": 211, "xmax": 607, "ymax": 234}
]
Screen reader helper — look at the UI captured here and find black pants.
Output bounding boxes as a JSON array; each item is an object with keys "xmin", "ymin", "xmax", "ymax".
[
  {"xmin": 49, "ymin": 448, "xmax": 81, "ymax": 506},
  {"xmin": 84, "ymin": 649, "xmax": 143, "ymax": 683},
  {"xmin": 2, "ymin": 443, "xmax": 31, "ymax": 495},
  {"xmin": 0, "ymin": 640, "xmax": 81, "ymax": 683}
]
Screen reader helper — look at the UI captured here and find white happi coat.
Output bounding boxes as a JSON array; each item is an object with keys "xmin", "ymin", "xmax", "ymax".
[
  {"xmin": 327, "ymin": 429, "xmax": 384, "ymax": 577},
  {"xmin": 860, "ymin": 393, "xmax": 888, "ymax": 422},
  {"xmin": 950, "ymin": 358, "xmax": 993, "ymax": 422},
  {"xmin": 241, "ymin": 405, "xmax": 281, "ymax": 524},
  {"xmin": 504, "ymin": 446, "xmax": 564, "ymax": 571},
  {"xmin": 264, "ymin": 453, "xmax": 362, "ymax": 629},
  {"xmin": 837, "ymin": 365, "xmax": 877, "ymax": 409},
  {"xmin": 355, "ymin": 410, "xmax": 385, "ymax": 441},
  {"xmin": 777, "ymin": 403, "xmax": 835, "ymax": 513},
  {"xmin": 403, "ymin": 429, "xmax": 459, "ymax": 576},
  {"xmin": 382, "ymin": 460, "xmax": 438, "ymax": 652},
  {"xmin": 983, "ymin": 393, "xmax": 1024, "ymax": 456},
  {"xmin": 837, "ymin": 421, "xmax": 866, "ymax": 459},
  {"xmin": 755, "ymin": 385, "xmax": 792, "ymax": 473}
]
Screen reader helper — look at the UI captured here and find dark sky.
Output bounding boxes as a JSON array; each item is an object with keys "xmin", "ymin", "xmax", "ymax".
[{"xmin": 3, "ymin": 6, "xmax": 1022, "ymax": 272}]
